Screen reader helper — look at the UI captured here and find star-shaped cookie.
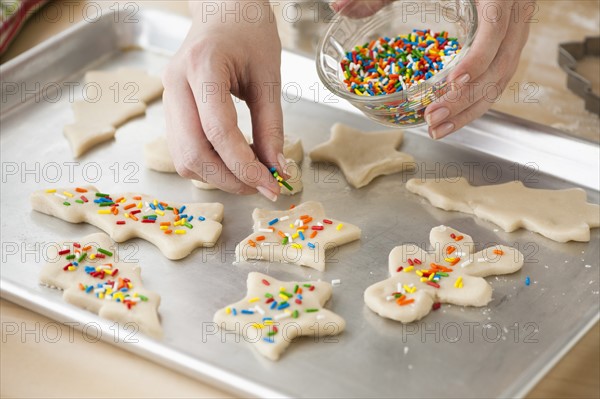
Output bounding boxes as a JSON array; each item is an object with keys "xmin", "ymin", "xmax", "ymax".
[
  {"xmin": 364, "ymin": 226, "xmax": 524, "ymax": 323},
  {"xmin": 406, "ymin": 177, "xmax": 600, "ymax": 242},
  {"xmin": 64, "ymin": 68, "xmax": 163, "ymax": 157},
  {"xmin": 40, "ymin": 232, "xmax": 162, "ymax": 338},
  {"xmin": 31, "ymin": 186, "xmax": 224, "ymax": 260},
  {"xmin": 309, "ymin": 123, "xmax": 415, "ymax": 188},
  {"xmin": 235, "ymin": 201, "xmax": 361, "ymax": 271},
  {"xmin": 214, "ymin": 272, "xmax": 345, "ymax": 360}
]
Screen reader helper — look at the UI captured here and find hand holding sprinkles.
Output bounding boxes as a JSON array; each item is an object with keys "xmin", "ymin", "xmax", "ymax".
[
  {"xmin": 39, "ymin": 232, "xmax": 162, "ymax": 338},
  {"xmin": 341, "ymin": 29, "xmax": 461, "ymax": 96},
  {"xmin": 364, "ymin": 226, "xmax": 524, "ymax": 323},
  {"xmin": 214, "ymin": 272, "xmax": 345, "ymax": 360},
  {"xmin": 31, "ymin": 186, "xmax": 224, "ymax": 260},
  {"xmin": 235, "ymin": 201, "xmax": 361, "ymax": 271}
]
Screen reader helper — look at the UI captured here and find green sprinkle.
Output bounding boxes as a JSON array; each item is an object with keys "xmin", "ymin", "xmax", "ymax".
[
  {"xmin": 438, "ymin": 272, "xmax": 449, "ymax": 277},
  {"xmin": 77, "ymin": 253, "xmax": 87, "ymax": 263},
  {"xmin": 75, "ymin": 199, "xmax": 84, "ymax": 204},
  {"xmin": 95, "ymin": 193, "xmax": 109, "ymax": 197},
  {"xmin": 143, "ymin": 215, "xmax": 157, "ymax": 219},
  {"xmin": 267, "ymin": 330, "xmax": 277, "ymax": 336},
  {"xmin": 139, "ymin": 295, "xmax": 148, "ymax": 301},
  {"xmin": 292, "ymin": 310, "xmax": 299, "ymax": 318},
  {"xmin": 303, "ymin": 284, "xmax": 311, "ymax": 288},
  {"xmin": 184, "ymin": 222, "xmax": 193, "ymax": 229},
  {"xmin": 97, "ymin": 248, "xmax": 113, "ymax": 256},
  {"xmin": 63, "ymin": 202, "xmax": 70, "ymax": 206},
  {"xmin": 99, "ymin": 202, "xmax": 114, "ymax": 207},
  {"xmin": 265, "ymin": 293, "xmax": 273, "ymax": 298},
  {"xmin": 282, "ymin": 237, "xmax": 289, "ymax": 245},
  {"xmin": 281, "ymin": 291, "xmax": 293, "ymax": 298},
  {"xmin": 281, "ymin": 180, "xmax": 293, "ymax": 191},
  {"xmin": 305, "ymin": 309, "xmax": 319, "ymax": 313},
  {"xmin": 65, "ymin": 254, "xmax": 75, "ymax": 260},
  {"xmin": 293, "ymin": 285, "xmax": 299, "ymax": 293}
]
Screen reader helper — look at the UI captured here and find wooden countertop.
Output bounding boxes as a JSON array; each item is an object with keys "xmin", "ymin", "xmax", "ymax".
[{"xmin": 1, "ymin": 1, "xmax": 598, "ymax": 398}]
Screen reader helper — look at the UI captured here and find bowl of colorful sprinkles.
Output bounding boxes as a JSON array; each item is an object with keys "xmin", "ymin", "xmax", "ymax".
[{"xmin": 317, "ymin": 0, "xmax": 478, "ymax": 127}]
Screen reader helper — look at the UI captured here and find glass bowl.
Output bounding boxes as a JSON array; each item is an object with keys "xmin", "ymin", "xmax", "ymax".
[{"xmin": 316, "ymin": 0, "xmax": 478, "ymax": 128}]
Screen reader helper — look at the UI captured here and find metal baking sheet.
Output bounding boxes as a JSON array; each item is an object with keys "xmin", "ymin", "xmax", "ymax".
[{"xmin": 1, "ymin": 9, "xmax": 599, "ymax": 399}]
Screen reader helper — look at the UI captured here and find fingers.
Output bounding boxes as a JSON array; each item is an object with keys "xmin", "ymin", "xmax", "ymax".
[
  {"xmin": 445, "ymin": 0, "xmax": 513, "ymax": 85},
  {"xmin": 331, "ymin": 0, "xmax": 391, "ymax": 18},
  {"xmin": 162, "ymin": 79, "xmax": 257, "ymax": 195},
  {"xmin": 246, "ymin": 71, "xmax": 285, "ymax": 178},
  {"xmin": 188, "ymin": 63, "xmax": 281, "ymax": 201},
  {"xmin": 425, "ymin": 2, "xmax": 529, "ymax": 139}
]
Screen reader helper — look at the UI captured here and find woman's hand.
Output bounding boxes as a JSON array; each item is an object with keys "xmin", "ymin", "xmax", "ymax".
[
  {"xmin": 331, "ymin": 0, "xmax": 532, "ymax": 139},
  {"xmin": 163, "ymin": 1, "xmax": 284, "ymax": 201}
]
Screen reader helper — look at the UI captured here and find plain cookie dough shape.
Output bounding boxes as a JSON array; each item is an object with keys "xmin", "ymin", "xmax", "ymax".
[
  {"xmin": 64, "ymin": 68, "xmax": 163, "ymax": 157},
  {"xmin": 31, "ymin": 186, "xmax": 224, "ymax": 260},
  {"xmin": 309, "ymin": 123, "xmax": 415, "ymax": 188},
  {"xmin": 235, "ymin": 201, "xmax": 361, "ymax": 271},
  {"xmin": 406, "ymin": 177, "xmax": 600, "ymax": 242},
  {"xmin": 144, "ymin": 135, "xmax": 304, "ymax": 195},
  {"xmin": 364, "ymin": 225, "xmax": 524, "ymax": 323},
  {"xmin": 214, "ymin": 272, "xmax": 345, "ymax": 360},
  {"xmin": 40, "ymin": 233, "xmax": 162, "ymax": 338}
]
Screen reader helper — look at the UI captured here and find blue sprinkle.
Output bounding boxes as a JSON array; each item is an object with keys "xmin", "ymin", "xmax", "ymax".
[
  {"xmin": 263, "ymin": 317, "xmax": 273, "ymax": 321},
  {"xmin": 85, "ymin": 285, "xmax": 93, "ymax": 293},
  {"xmin": 179, "ymin": 205, "xmax": 186, "ymax": 214},
  {"xmin": 299, "ymin": 231, "xmax": 305, "ymax": 241},
  {"xmin": 297, "ymin": 295, "xmax": 303, "ymax": 300},
  {"xmin": 277, "ymin": 302, "xmax": 290, "ymax": 310},
  {"xmin": 270, "ymin": 301, "xmax": 278, "ymax": 310},
  {"xmin": 263, "ymin": 337, "xmax": 274, "ymax": 343},
  {"xmin": 232, "ymin": 308, "xmax": 237, "ymax": 316},
  {"xmin": 149, "ymin": 203, "xmax": 156, "ymax": 210},
  {"xmin": 198, "ymin": 216, "xmax": 206, "ymax": 221},
  {"xmin": 187, "ymin": 215, "xmax": 193, "ymax": 222},
  {"xmin": 307, "ymin": 243, "xmax": 315, "ymax": 249},
  {"xmin": 525, "ymin": 276, "xmax": 531, "ymax": 286},
  {"xmin": 157, "ymin": 203, "xmax": 164, "ymax": 211},
  {"xmin": 269, "ymin": 167, "xmax": 277, "ymax": 173},
  {"xmin": 241, "ymin": 309, "xmax": 254, "ymax": 315},
  {"xmin": 179, "ymin": 214, "xmax": 188, "ymax": 219},
  {"xmin": 268, "ymin": 218, "xmax": 279, "ymax": 226}
]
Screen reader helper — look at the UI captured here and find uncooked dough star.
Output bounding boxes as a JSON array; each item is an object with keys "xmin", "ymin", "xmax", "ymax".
[
  {"xmin": 214, "ymin": 272, "xmax": 345, "ymax": 360},
  {"xmin": 235, "ymin": 201, "xmax": 361, "ymax": 271},
  {"xmin": 309, "ymin": 123, "xmax": 415, "ymax": 188},
  {"xmin": 364, "ymin": 225, "xmax": 524, "ymax": 323}
]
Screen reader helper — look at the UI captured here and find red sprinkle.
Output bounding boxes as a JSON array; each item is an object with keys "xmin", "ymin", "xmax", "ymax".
[
  {"xmin": 112, "ymin": 269, "xmax": 119, "ymax": 277},
  {"xmin": 73, "ymin": 243, "xmax": 81, "ymax": 248},
  {"xmin": 295, "ymin": 299, "xmax": 302, "ymax": 304},
  {"xmin": 311, "ymin": 226, "xmax": 324, "ymax": 231},
  {"xmin": 396, "ymin": 266, "xmax": 404, "ymax": 272},
  {"xmin": 131, "ymin": 209, "xmax": 141, "ymax": 215},
  {"xmin": 432, "ymin": 302, "xmax": 441, "ymax": 310},
  {"xmin": 265, "ymin": 297, "xmax": 274, "ymax": 304},
  {"xmin": 323, "ymin": 219, "xmax": 333, "ymax": 224},
  {"xmin": 450, "ymin": 233, "xmax": 456, "ymax": 239},
  {"xmin": 426, "ymin": 281, "xmax": 441, "ymax": 288},
  {"xmin": 309, "ymin": 285, "xmax": 315, "ymax": 291},
  {"xmin": 262, "ymin": 279, "xmax": 270, "ymax": 286},
  {"xmin": 407, "ymin": 258, "xmax": 414, "ymax": 266},
  {"xmin": 58, "ymin": 249, "xmax": 70, "ymax": 255},
  {"xmin": 414, "ymin": 258, "xmax": 422, "ymax": 265},
  {"xmin": 142, "ymin": 219, "xmax": 155, "ymax": 223},
  {"xmin": 80, "ymin": 195, "xmax": 88, "ymax": 203},
  {"xmin": 116, "ymin": 221, "xmax": 125, "ymax": 225},
  {"xmin": 95, "ymin": 254, "xmax": 106, "ymax": 259}
]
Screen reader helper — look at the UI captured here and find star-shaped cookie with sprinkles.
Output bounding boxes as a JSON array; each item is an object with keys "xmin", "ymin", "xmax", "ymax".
[
  {"xmin": 214, "ymin": 272, "xmax": 345, "ymax": 360},
  {"xmin": 40, "ymin": 232, "xmax": 162, "ymax": 338},
  {"xmin": 364, "ymin": 226, "xmax": 524, "ymax": 323},
  {"xmin": 235, "ymin": 201, "xmax": 361, "ymax": 271},
  {"xmin": 309, "ymin": 123, "xmax": 415, "ymax": 188},
  {"xmin": 31, "ymin": 186, "xmax": 224, "ymax": 260}
]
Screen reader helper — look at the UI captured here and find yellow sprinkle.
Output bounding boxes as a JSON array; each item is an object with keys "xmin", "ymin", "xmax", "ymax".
[
  {"xmin": 248, "ymin": 297, "xmax": 260, "ymax": 303},
  {"xmin": 106, "ymin": 288, "xmax": 113, "ymax": 295},
  {"xmin": 105, "ymin": 270, "xmax": 113, "ymax": 275},
  {"xmin": 279, "ymin": 287, "xmax": 285, "ymax": 292},
  {"xmin": 252, "ymin": 323, "xmax": 265, "ymax": 329},
  {"xmin": 428, "ymin": 273, "xmax": 435, "ymax": 281},
  {"xmin": 125, "ymin": 213, "xmax": 130, "ymax": 218},
  {"xmin": 174, "ymin": 220, "xmax": 183, "ymax": 226},
  {"xmin": 63, "ymin": 191, "xmax": 73, "ymax": 197},
  {"xmin": 420, "ymin": 277, "xmax": 428, "ymax": 282},
  {"xmin": 445, "ymin": 257, "xmax": 458, "ymax": 263},
  {"xmin": 279, "ymin": 293, "xmax": 289, "ymax": 300},
  {"xmin": 354, "ymin": 88, "xmax": 363, "ymax": 95},
  {"xmin": 45, "ymin": 189, "xmax": 56, "ymax": 193},
  {"xmin": 264, "ymin": 320, "xmax": 274, "ymax": 326},
  {"xmin": 292, "ymin": 233, "xmax": 299, "ymax": 239},
  {"xmin": 454, "ymin": 277, "xmax": 463, "ymax": 288},
  {"xmin": 291, "ymin": 243, "xmax": 302, "ymax": 249},
  {"xmin": 97, "ymin": 210, "xmax": 111, "ymax": 214},
  {"xmin": 160, "ymin": 226, "xmax": 168, "ymax": 230},
  {"xmin": 153, "ymin": 199, "xmax": 158, "ymax": 206},
  {"xmin": 336, "ymin": 223, "xmax": 343, "ymax": 231},
  {"xmin": 137, "ymin": 201, "xmax": 143, "ymax": 209},
  {"xmin": 67, "ymin": 266, "xmax": 76, "ymax": 271},
  {"xmin": 284, "ymin": 309, "xmax": 292, "ymax": 314},
  {"xmin": 98, "ymin": 293, "xmax": 104, "ymax": 299},
  {"xmin": 89, "ymin": 254, "xmax": 96, "ymax": 260},
  {"xmin": 404, "ymin": 266, "xmax": 414, "ymax": 272},
  {"xmin": 156, "ymin": 210, "xmax": 165, "ymax": 216},
  {"xmin": 120, "ymin": 198, "xmax": 127, "ymax": 203},
  {"xmin": 133, "ymin": 293, "xmax": 139, "ymax": 297},
  {"xmin": 416, "ymin": 270, "xmax": 423, "ymax": 276},
  {"xmin": 226, "ymin": 307, "xmax": 231, "ymax": 314},
  {"xmin": 290, "ymin": 223, "xmax": 294, "ymax": 229},
  {"xmin": 174, "ymin": 229, "xmax": 186, "ymax": 234}
]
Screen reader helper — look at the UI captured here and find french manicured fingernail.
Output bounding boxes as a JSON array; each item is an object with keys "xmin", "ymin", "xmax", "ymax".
[
  {"xmin": 277, "ymin": 153, "xmax": 289, "ymax": 178},
  {"xmin": 425, "ymin": 107, "xmax": 450, "ymax": 126},
  {"xmin": 432, "ymin": 122, "xmax": 455, "ymax": 139},
  {"xmin": 257, "ymin": 186, "xmax": 278, "ymax": 202},
  {"xmin": 456, "ymin": 73, "xmax": 470, "ymax": 84}
]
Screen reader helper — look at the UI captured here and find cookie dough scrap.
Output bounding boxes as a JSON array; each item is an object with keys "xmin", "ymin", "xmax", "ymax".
[
  {"xmin": 235, "ymin": 201, "xmax": 361, "ymax": 271},
  {"xmin": 364, "ymin": 225, "xmax": 524, "ymax": 323},
  {"xmin": 40, "ymin": 232, "xmax": 162, "ymax": 338},
  {"xmin": 31, "ymin": 186, "xmax": 223, "ymax": 260},
  {"xmin": 309, "ymin": 123, "xmax": 415, "ymax": 188},
  {"xmin": 65, "ymin": 68, "xmax": 163, "ymax": 157},
  {"xmin": 406, "ymin": 177, "xmax": 600, "ymax": 242},
  {"xmin": 144, "ymin": 135, "xmax": 304, "ymax": 195},
  {"xmin": 214, "ymin": 272, "xmax": 345, "ymax": 360}
]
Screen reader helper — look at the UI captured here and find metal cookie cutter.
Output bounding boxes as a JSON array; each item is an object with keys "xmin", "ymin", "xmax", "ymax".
[{"xmin": 558, "ymin": 36, "xmax": 600, "ymax": 116}]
